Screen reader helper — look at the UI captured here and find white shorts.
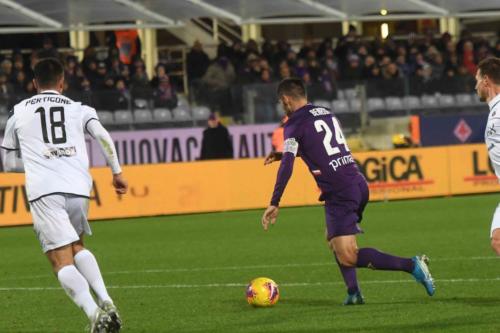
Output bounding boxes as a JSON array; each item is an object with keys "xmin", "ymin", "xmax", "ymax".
[
  {"xmin": 491, "ymin": 203, "xmax": 500, "ymax": 238},
  {"xmin": 30, "ymin": 194, "xmax": 92, "ymax": 253}
]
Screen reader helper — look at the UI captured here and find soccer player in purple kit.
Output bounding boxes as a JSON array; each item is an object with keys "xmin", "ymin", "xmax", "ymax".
[{"xmin": 261, "ymin": 78, "xmax": 435, "ymax": 304}]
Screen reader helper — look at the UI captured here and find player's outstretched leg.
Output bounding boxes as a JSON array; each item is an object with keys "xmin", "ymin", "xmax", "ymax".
[
  {"xmin": 74, "ymin": 246, "xmax": 122, "ymax": 332},
  {"xmin": 333, "ymin": 254, "xmax": 364, "ymax": 305},
  {"xmin": 356, "ymin": 248, "xmax": 435, "ymax": 296}
]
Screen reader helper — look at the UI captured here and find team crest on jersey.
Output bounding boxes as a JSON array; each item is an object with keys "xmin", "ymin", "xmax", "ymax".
[
  {"xmin": 487, "ymin": 124, "xmax": 496, "ymax": 137},
  {"xmin": 43, "ymin": 146, "xmax": 77, "ymax": 159},
  {"xmin": 283, "ymin": 138, "xmax": 299, "ymax": 156}
]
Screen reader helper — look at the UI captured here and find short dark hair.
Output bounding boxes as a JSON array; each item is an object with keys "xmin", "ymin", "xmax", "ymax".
[
  {"xmin": 478, "ymin": 57, "xmax": 500, "ymax": 85},
  {"xmin": 33, "ymin": 58, "xmax": 64, "ymax": 88},
  {"xmin": 277, "ymin": 78, "xmax": 307, "ymax": 100}
]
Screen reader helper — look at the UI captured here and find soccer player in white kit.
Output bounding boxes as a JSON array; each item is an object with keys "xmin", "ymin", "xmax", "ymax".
[
  {"xmin": 1, "ymin": 58, "xmax": 127, "ymax": 333},
  {"xmin": 476, "ymin": 57, "xmax": 500, "ymax": 255}
]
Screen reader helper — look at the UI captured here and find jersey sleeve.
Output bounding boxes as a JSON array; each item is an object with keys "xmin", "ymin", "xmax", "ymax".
[
  {"xmin": 81, "ymin": 105, "xmax": 100, "ymax": 135},
  {"xmin": 269, "ymin": 123, "xmax": 302, "ymax": 207},
  {"xmin": 1, "ymin": 110, "xmax": 19, "ymax": 151},
  {"xmin": 282, "ymin": 123, "xmax": 301, "ymax": 156}
]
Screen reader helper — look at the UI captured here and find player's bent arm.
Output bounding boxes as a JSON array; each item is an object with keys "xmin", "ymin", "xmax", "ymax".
[
  {"xmin": 269, "ymin": 152, "xmax": 296, "ymax": 207},
  {"xmin": 2, "ymin": 149, "xmax": 24, "ymax": 173},
  {"xmin": 86, "ymin": 120, "xmax": 121, "ymax": 175}
]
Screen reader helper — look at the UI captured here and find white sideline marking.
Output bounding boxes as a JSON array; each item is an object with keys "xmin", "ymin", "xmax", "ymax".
[
  {"xmin": 1, "ymin": 256, "xmax": 498, "ymax": 282},
  {"xmin": 1, "ymin": 277, "xmax": 500, "ymax": 292}
]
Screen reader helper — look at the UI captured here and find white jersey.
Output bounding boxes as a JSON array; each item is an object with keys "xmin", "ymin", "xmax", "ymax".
[
  {"xmin": 485, "ymin": 94, "xmax": 500, "ymax": 180},
  {"xmin": 1, "ymin": 90, "xmax": 99, "ymax": 201}
]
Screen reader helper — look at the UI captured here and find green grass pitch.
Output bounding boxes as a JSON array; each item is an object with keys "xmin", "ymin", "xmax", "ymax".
[{"xmin": 1, "ymin": 193, "xmax": 500, "ymax": 332}]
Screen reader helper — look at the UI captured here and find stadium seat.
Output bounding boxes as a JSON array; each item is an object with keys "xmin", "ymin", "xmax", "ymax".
[
  {"xmin": 114, "ymin": 110, "xmax": 134, "ymax": 125},
  {"xmin": 420, "ymin": 95, "xmax": 439, "ymax": 108},
  {"xmin": 385, "ymin": 97, "xmax": 404, "ymax": 110},
  {"xmin": 172, "ymin": 107, "xmax": 192, "ymax": 121},
  {"xmin": 455, "ymin": 93, "xmax": 473, "ymax": 106},
  {"xmin": 134, "ymin": 109, "xmax": 153, "ymax": 124},
  {"xmin": 153, "ymin": 108, "xmax": 173, "ymax": 122},
  {"xmin": 471, "ymin": 93, "xmax": 482, "ymax": 105},
  {"xmin": 332, "ymin": 100, "xmax": 350, "ymax": 113},
  {"xmin": 403, "ymin": 96, "xmax": 421, "ymax": 109},
  {"xmin": 367, "ymin": 98, "xmax": 386, "ymax": 111},
  {"xmin": 438, "ymin": 94, "xmax": 455, "ymax": 107},
  {"xmin": 344, "ymin": 89, "xmax": 357, "ymax": 100},
  {"xmin": 133, "ymin": 98, "xmax": 149, "ymax": 110},
  {"xmin": 336, "ymin": 90, "xmax": 346, "ymax": 100},
  {"xmin": 177, "ymin": 95, "xmax": 189, "ymax": 107},
  {"xmin": 313, "ymin": 100, "xmax": 331, "ymax": 109},
  {"xmin": 97, "ymin": 111, "xmax": 114, "ymax": 126},
  {"xmin": 349, "ymin": 99, "xmax": 362, "ymax": 112},
  {"xmin": 192, "ymin": 106, "xmax": 211, "ymax": 121}
]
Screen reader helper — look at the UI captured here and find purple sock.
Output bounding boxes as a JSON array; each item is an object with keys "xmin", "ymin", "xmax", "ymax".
[
  {"xmin": 334, "ymin": 254, "xmax": 359, "ymax": 294},
  {"xmin": 356, "ymin": 248, "xmax": 414, "ymax": 273}
]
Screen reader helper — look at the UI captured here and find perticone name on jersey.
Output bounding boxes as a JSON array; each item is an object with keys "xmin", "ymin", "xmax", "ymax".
[
  {"xmin": 25, "ymin": 96, "xmax": 71, "ymax": 106},
  {"xmin": 309, "ymin": 108, "xmax": 330, "ymax": 116}
]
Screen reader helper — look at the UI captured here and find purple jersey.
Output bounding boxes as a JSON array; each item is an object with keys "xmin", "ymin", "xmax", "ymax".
[{"xmin": 270, "ymin": 103, "xmax": 364, "ymax": 206}]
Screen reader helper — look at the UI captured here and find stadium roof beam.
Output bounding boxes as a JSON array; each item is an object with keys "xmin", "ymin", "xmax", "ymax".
[
  {"xmin": 455, "ymin": 11, "xmax": 500, "ymax": 18},
  {"xmin": 243, "ymin": 13, "xmax": 447, "ymax": 25},
  {"xmin": 0, "ymin": 0, "xmax": 62, "ymax": 28},
  {"xmin": 186, "ymin": 0, "xmax": 242, "ymax": 25},
  {"xmin": 406, "ymin": 0, "xmax": 449, "ymax": 15},
  {"xmin": 296, "ymin": 0, "xmax": 347, "ymax": 19},
  {"xmin": 112, "ymin": 0, "xmax": 178, "ymax": 25}
]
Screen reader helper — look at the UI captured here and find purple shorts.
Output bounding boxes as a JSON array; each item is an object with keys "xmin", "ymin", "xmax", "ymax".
[{"xmin": 324, "ymin": 179, "xmax": 369, "ymax": 240}]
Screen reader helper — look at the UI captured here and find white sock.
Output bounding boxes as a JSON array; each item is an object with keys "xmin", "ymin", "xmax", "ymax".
[
  {"xmin": 74, "ymin": 249, "xmax": 113, "ymax": 305},
  {"xmin": 57, "ymin": 265, "xmax": 99, "ymax": 320}
]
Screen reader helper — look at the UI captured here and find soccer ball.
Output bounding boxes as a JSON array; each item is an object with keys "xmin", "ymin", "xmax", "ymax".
[{"xmin": 246, "ymin": 277, "xmax": 280, "ymax": 307}]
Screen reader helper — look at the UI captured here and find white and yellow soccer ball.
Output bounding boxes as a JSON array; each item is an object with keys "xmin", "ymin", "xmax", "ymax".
[{"xmin": 246, "ymin": 277, "xmax": 280, "ymax": 307}]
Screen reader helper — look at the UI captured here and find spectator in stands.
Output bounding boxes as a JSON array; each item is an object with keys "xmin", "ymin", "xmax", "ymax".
[
  {"xmin": 96, "ymin": 76, "xmax": 126, "ymax": 111},
  {"xmin": 12, "ymin": 71, "xmax": 27, "ymax": 99},
  {"xmin": 150, "ymin": 64, "xmax": 169, "ymax": 89},
  {"xmin": 115, "ymin": 78, "xmax": 131, "ymax": 108},
  {"xmin": 201, "ymin": 56, "xmax": 235, "ymax": 115},
  {"xmin": 494, "ymin": 41, "xmax": 500, "ymax": 58},
  {"xmin": 38, "ymin": 37, "xmax": 59, "ymax": 59},
  {"xmin": 12, "ymin": 56, "xmax": 25, "ymax": 79},
  {"xmin": 186, "ymin": 40, "xmax": 210, "ymax": 83},
  {"xmin": 342, "ymin": 54, "xmax": 363, "ymax": 82},
  {"xmin": 1, "ymin": 59, "xmax": 14, "ymax": 82},
  {"xmin": 93, "ymin": 62, "xmax": 108, "ymax": 89},
  {"xmin": 109, "ymin": 57, "xmax": 122, "ymax": 78},
  {"xmin": 461, "ymin": 40, "xmax": 477, "ymax": 75},
  {"xmin": 322, "ymin": 48, "xmax": 339, "ymax": 80},
  {"xmin": 200, "ymin": 113, "xmax": 233, "ymax": 160},
  {"xmin": 120, "ymin": 64, "xmax": 131, "ymax": 86},
  {"xmin": 228, "ymin": 41, "xmax": 247, "ymax": 72},
  {"xmin": 153, "ymin": 75, "xmax": 177, "ymax": 109},
  {"xmin": 0, "ymin": 72, "xmax": 14, "ymax": 110},
  {"xmin": 130, "ymin": 61, "xmax": 150, "ymax": 99},
  {"xmin": 278, "ymin": 60, "xmax": 292, "ymax": 80}
]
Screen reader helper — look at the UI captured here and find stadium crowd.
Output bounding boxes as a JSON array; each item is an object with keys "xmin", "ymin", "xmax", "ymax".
[{"xmin": 0, "ymin": 27, "xmax": 499, "ymax": 116}]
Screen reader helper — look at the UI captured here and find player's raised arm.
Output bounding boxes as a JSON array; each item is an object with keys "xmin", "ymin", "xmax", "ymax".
[
  {"xmin": 84, "ymin": 106, "xmax": 128, "ymax": 195},
  {"xmin": 1, "ymin": 109, "xmax": 24, "ymax": 173}
]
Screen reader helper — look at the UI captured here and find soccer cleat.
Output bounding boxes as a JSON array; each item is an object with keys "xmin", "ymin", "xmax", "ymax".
[
  {"xmin": 90, "ymin": 309, "xmax": 112, "ymax": 333},
  {"xmin": 343, "ymin": 291, "xmax": 365, "ymax": 305},
  {"xmin": 411, "ymin": 255, "xmax": 435, "ymax": 296},
  {"xmin": 100, "ymin": 301, "xmax": 122, "ymax": 332}
]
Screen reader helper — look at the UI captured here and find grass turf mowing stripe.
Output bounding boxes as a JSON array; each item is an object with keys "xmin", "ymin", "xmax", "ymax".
[
  {"xmin": 0, "ymin": 256, "xmax": 498, "ymax": 282},
  {"xmin": 0, "ymin": 276, "xmax": 499, "ymax": 291}
]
